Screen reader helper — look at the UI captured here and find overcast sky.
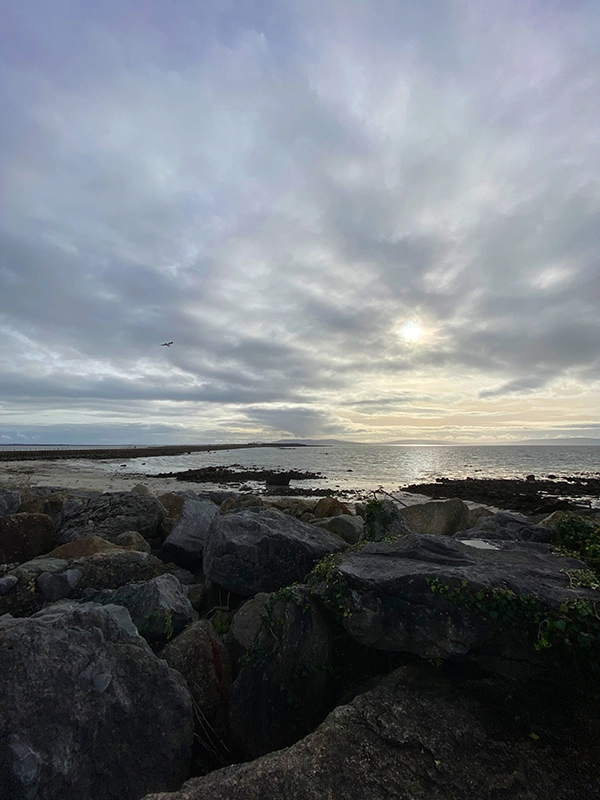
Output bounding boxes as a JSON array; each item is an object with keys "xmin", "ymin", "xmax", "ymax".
[{"xmin": 1, "ymin": 0, "xmax": 599, "ymax": 444}]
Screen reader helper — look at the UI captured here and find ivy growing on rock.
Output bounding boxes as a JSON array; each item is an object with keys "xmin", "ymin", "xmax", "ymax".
[
  {"xmin": 551, "ymin": 514, "xmax": 600, "ymax": 574},
  {"xmin": 426, "ymin": 577, "xmax": 600, "ymax": 679},
  {"xmin": 363, "ymin": 499, "xmax": 399, "ymax": 541}
]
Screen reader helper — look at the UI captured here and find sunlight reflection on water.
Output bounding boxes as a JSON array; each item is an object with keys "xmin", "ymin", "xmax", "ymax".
[{"xmin": 87, "ymin": 444, "xmax": 600, "ymax": 496}]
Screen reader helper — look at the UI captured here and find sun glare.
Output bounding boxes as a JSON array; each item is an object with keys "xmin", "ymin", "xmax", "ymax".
[{"xmin": 400, "ymin": 322, "xmax": 422, "ymax": 343}]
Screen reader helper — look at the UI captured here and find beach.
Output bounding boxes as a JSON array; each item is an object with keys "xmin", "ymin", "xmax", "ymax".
[{"xmin": 0, "ymin": 458, "xmax": 202, "ymax": 495}]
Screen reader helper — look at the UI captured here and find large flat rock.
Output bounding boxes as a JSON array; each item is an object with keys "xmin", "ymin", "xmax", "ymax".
[{"xmin": 312, "ymin": 532, "xmax": 597, "ymax": 672}]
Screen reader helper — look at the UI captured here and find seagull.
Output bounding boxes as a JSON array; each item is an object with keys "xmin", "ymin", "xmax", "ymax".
[{"xmin": 161, "ymin": 341, "xmax": 174, "ymax": 347}]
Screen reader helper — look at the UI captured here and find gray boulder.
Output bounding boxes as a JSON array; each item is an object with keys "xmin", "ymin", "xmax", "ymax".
[
  {"xmin": 160, "ymin": 620, "xmax": 232, "ymax": 769},
  {"xmin": 141, "ymin": 665, "xmax": 599, "ymax": 800},
  {"xmin": 0, "ymin": 488, "xmax": 20, "ymax": 517},
  {"xmin": 455, "ymin": 511, "xmax": 556, "ymax": 543},
  {"xmin": 81, "ymin": 573, "xmax": 198, "ymax": 647},
  {"xmin": 313, "ymin": 514, "xmax": 364, "ymax": 544},
  {"xmin": 0, "ymin": 601, "xmax": 193, "ymax": 800},
  {"xmin": 225, "ymin": 592, "xmax": 271, "ymax": 673},
  {"xmin": 365, "ymin": 499, "xmax": 413, "ymax": 541},
  {"xmin": 311, "ymin": 533, "xmax": 596, "ymax": 675},
  {"xmin": 114, "ymin": 530, "xmax": 152, "ymax": 552},
  {"xmin": 160, "ymin": 498, "xmax": 219, "ymax": 569},
  {"xmin": 203, "ymin": 508, "xmax": 348, "ymax": 596},
  {"xmin": 37, "ymin": 568, "xmax": 82, "ymax": 601},
  {"xmin": 229, "ymin": 586, "xmax": 333, "ymax": 760},
  {"xmin": 0, "ymin": 513, "xmax": 55, "ymax": 565},
  {"xmin": 0, "ymin": 550, "xmax": 174, "ymax": 618},
  {"xmin": 17, "ymin": 487, "xmax": 75, "ymax": 521},
  {"xmin": 399, "ymin": 498, "xmax": 492, "ymax": 536},
  {"xmin": 313, "ymin": 496, "xmax": 352, "ymax": 518},
  {"xmin": 56, "ymin": 491, "xmax": 166, "ymax": 544}
]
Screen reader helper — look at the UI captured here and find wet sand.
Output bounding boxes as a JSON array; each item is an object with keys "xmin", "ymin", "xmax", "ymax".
[
  {"xmin": 0, "ymin": 444, "xmax": 301, "ymax": 495},
  {"xmin": 0, "ymin": 459, "xmax": 203, "ymax": 495}
]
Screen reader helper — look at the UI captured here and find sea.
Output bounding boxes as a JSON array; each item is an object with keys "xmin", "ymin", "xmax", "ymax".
[{"xmin": 66, "ymin": 443, "xmax": 600, "ymax": 501}]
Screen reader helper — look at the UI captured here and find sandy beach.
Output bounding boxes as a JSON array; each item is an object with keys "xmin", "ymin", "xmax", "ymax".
[{"xmin": 0, "ymin": 458, "xmax": 199, "ymax": 495}]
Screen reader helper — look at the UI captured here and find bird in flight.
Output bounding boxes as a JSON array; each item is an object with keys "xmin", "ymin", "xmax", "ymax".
[{"xmin": 161, "ymin": 341, "xmax": 174, "ymax": 347}]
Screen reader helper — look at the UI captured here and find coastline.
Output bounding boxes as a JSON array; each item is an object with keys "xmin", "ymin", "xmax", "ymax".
[{"xmin": 0, "ymin": 458, "xmax": 199, "ymax": 495}]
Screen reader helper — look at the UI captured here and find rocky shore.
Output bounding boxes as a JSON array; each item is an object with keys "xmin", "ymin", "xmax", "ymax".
[
  {"xmin": 2, "ymin": 481, "xmax": 600, "ymax": 799},
  {"xmin": 403, "ymin": 475, "xmax": 600, "ymax": 515}
]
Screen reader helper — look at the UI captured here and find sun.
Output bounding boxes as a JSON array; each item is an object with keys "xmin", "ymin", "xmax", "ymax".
[{"xmin": 400, "ymin": 322, "xmax": 422, "ymax": 343}]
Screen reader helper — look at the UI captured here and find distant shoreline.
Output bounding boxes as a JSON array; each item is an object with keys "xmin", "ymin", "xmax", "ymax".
[{"xmin": 0, "ymin": 442, "xmax": 310, "ymax": 462}]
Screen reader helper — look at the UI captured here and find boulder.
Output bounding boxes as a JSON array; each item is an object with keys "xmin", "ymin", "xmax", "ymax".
[
  {"xmin": 44, "ymin": 535, "xmax": 123, "ymax": 559},
  {"xmin": 160, "ymin": 498, "xmax": 220, "ymax": 569},
  {"xmin": 81, "ymin": 573, "xmax": 198, "ymax": 647},
  {"xmin": 160, "ymin": 620, "xmax": 232, "ymax": 769},
  {"xmin": 158, "ymin": 492, "xmax": 186, "ymax": 536},
  {"xmin": 0, "ymin": 601, "xmax": 193, "ymax": 800},
  {"xmin": 220, "ymin": 495, "xmax": 265, "ymax": 513},
  {"xmin": 56, "ymin": 491, "xmax": 167, "ymax": 544},
  {"xmin": 0, "ymin": 488, "xmax": 20, "ymax": 516},
  {"xmin": 364, "ymin": 499, "xmax": 413, "ymax": 541},
  {"xmin": 225, "ymin": 592, "xmax": 271, "ymax": 673},
  {"xmin": 0, "ymin": 550, "xmax": 173, "ymax": 618},
  {"xmin": 203, "ymin": 509, "xmax": 348, "ymax": 596},
  {"xmin": 19, "ymin": 486, "xmax": 100, "ymax": 524},
  {"xmin": 186, "ymin": 582, "xmax": 207, "ymax": 612},
  {"xmin": 538, "ymin": 510, "xmax": 591, "ymax": 530},
  {"xmin": 313, "ymin": 496, "xmax": 351, "ymax": 519},
  {"xmin": 312, "ymin": 515, "xmax": 364, "ymax": 544},
  {"xmin": 266, "ymin": 498, "xmax": 318, "ymax": 518},
  {"xmin": 141, "ymin": 665, "xmax": 600, "ymax": 800},
  {"xmin": 0, "ymin": 513, "xmax": 55, "ymax": 565},
  {"xmin": 398, "ymin": 498, "xmax": 491, "ymax": 536},
  {"xmin": 114, "ymin": 530, "xmax": 152, "ymax": 552},
  {"xmin": 311, "ymin": 532, "xmax": 596, "ymax": 676},
  {"xmin": 455, "ymin": 511, "xmax": 556, "ymax": 543},
  {"xmin": 37, "ymin": 568, "xmax": 82, "ymax": 601},
  {"xmin": 229, "ymin": 587, "xmax": 333, "ymax": 760},
  {"xmin": 131, "ymin": 482, "xmax": 151, "ymax": 494},
  {"xmin": 70, "ymin": 550, "xmax": 176, "ymax": 592}
]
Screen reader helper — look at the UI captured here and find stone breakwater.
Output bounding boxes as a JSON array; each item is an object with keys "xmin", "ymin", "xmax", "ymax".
[
  {"xmin": 1, "ymin": 483, "xmax": 600, "ymax": 800},
  {"xmin": 0, "ymin": 442, "xmax": 300, "ymax": 462}
]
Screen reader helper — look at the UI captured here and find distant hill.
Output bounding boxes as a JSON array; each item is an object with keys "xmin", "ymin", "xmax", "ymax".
[
  {"xmin": 508, "ymin": 438, "xmax": 600, "ymax": 446},
  {"xmin": 383, "ymin": 439, "xmax": 455, "ymax": 446},
  {"xmin": 274, "ymin": 439, "xmax": 362, "ymax": 446},
  {"xmin": 275, "ymin": 437, "xmax": 600, "ymax": 447}
]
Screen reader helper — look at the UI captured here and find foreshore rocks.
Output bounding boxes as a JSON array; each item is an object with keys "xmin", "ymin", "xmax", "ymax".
[
  {"xmin": 228, "ymin": 586, "xmax": 333, "ymax": 760},
  {"xmin": 159, "ymin": 620, "xmax": 233, "ymax": 772},
  {"xmin": 0, "ymin": 550, "xmax": 180, "ymax": 618},
  {"xmin": 203, "ymin": 507, "xmax": 348, "ymax": 596},
  {"xmin": 0, "ymin": 481, "xmax": 599, "ymax": 799},
  {"xmin": 0, "ymin": 513, "xmax": 55, "ymax": 564},
  {"xmin": 0, "ymin": 601, "xmax": 194, "ymax": 800},
  {"xmin": 142, "ymin": 665, "xmax": 599, "ymax": 800},
  {"xmin": 310, "ymin": 531, "xmax": 593, "ymax": 676},
  {"xmin": 160, "ymin": 497, "xmax": 220, "ymax": 568},
  {"xmin": 81, "ymin": 573, "xmax": 198, "ymax": 647},
  {"xmin": 56, "ymin": 490, "xmax": 167, "ymax": 545}
]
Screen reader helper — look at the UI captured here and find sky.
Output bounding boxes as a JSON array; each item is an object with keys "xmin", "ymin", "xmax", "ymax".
[{"xmin": 1, "ymin": 0, "xmax": 599, "ymax": 445}]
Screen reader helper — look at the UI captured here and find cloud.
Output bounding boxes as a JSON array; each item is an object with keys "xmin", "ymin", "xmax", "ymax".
[{"xmin": 1, "ymin": 0, "xmax": 599, "ymax": 442}]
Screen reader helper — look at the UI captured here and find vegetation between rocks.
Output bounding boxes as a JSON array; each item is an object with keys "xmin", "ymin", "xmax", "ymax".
[
  {"xmin": 552, "ymin": 514, "xmax": 600, "ymax": 574},
  {"xmin": 426, "ymin": 576, "xmax": 600, "ymax": 681}
]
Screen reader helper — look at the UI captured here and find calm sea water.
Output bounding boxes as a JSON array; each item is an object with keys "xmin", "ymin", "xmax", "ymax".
[{"xmin": 84, "ymin": 444, "xmax": 599, "ymax": 498}]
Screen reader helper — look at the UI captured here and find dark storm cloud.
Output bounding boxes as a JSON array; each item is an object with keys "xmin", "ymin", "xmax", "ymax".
[{"xmin": 1, "ymin": 0, "xmax": 599, "ymax": 441}]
